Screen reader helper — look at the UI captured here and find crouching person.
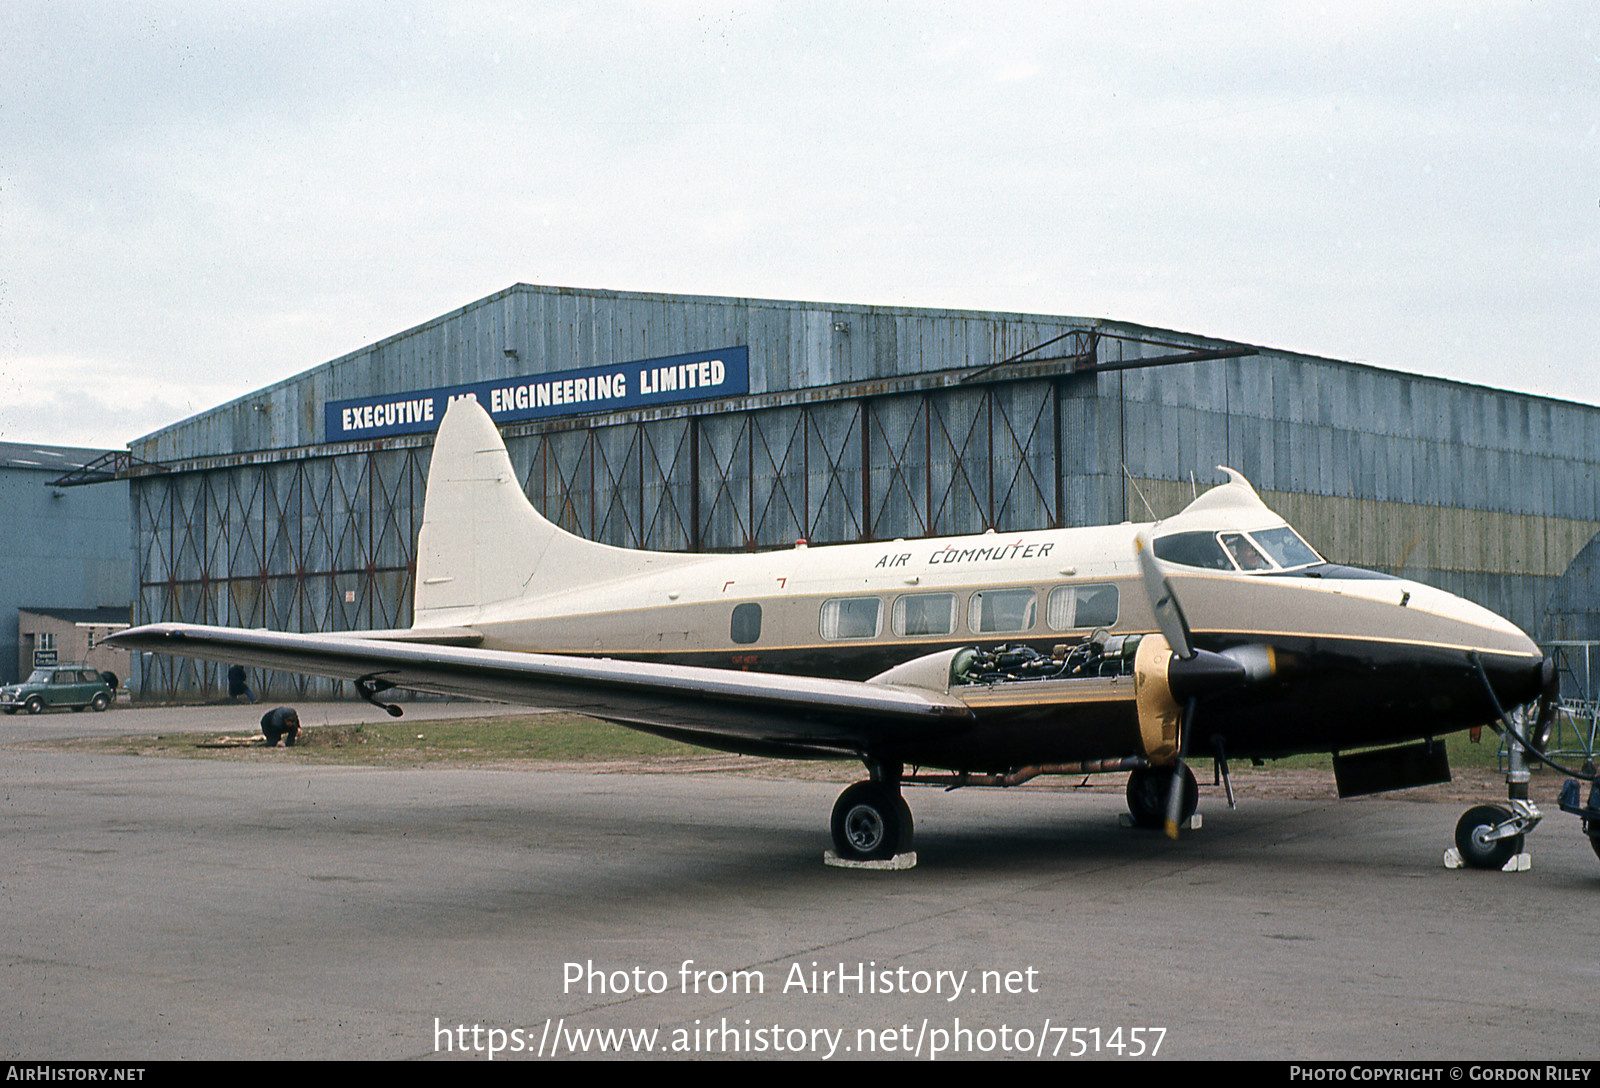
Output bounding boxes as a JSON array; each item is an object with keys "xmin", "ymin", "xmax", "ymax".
[{"xmin": 260, "ymin": 706, "xmax": 301, "ymax": 747}]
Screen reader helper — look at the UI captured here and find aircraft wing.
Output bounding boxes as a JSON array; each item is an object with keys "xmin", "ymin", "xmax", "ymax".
[{"xmin": 107, "ymin": 624, "xmax": 976, "ymax": 759}]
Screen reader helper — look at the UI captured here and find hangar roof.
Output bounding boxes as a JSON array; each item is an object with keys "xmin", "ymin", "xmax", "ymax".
[
  {"xmin": 129, "ymin": 282, "xmax": 1597, "ymax": 468},
  {"xmin": 0, "ymin": 442, "xmax": 117, "ymax": 473}
]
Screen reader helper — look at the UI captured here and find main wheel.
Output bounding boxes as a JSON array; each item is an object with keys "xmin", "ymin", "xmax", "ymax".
[
  {"xmin": 1454, "ymin": 805, "xmax": 1522, "ymax": 870},
  {"xmin": 1126, "ymin": 765, "xmax": 1199, "ymax": 830},
  {"xmin": 90, "ymin": 692, "xmax": 110, "ymax": 712},
  {"xmin": 830, "ymin": 782, "xmax": 913, "ymax": 861},
  {"xmin": 1590, "ymin": 834, "xmax": 1600, "ymax": 864}
]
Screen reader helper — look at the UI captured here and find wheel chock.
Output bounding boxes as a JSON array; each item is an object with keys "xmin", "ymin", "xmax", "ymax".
[
  {"xmin": 1118, "ymin": 813, "xmax": 1202, "ymax": 830},
  {"xmin": 1444, "ymin": 847, "xmax": 1531, "ymax": 871},
  {"xmin": 824, "ymin": 850, "xmax": 917, "ymax": 870}
]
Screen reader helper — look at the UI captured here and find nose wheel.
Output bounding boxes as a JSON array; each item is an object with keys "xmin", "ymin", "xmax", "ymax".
[
  {"xmin": 1453, "ymin": 804, "xmax": 1527, "ymax": 870},
  {"xmin": 829, "ymin": 781, "xmax": 914, "ymax": 861}
]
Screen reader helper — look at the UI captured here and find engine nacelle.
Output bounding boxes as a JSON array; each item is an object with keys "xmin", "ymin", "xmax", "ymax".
[{"xmin": 1133, "ymin": 634, "xmax": 1258, "ymax": 763}]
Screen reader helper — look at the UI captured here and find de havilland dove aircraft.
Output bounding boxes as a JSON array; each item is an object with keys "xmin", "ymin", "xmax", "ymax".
[{"xmin": 110, "ymin": 397, "xmax": 1563, "ymax": 868}]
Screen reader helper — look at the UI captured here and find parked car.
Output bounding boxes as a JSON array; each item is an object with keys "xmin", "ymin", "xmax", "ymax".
[{"xmin": 1, "ymin": 666, "xmax": 115, "ymax": 714}]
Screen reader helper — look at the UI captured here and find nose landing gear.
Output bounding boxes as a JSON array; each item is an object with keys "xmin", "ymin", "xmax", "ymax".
[{"xmin": 1452, "ymin": 803, "xmax": 1534, "ymax": 871}]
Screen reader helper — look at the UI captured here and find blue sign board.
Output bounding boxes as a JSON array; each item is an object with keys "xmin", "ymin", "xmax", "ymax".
[{"xmin": 325, "ymin": 346, "xmax": 749, "ymax": 442}]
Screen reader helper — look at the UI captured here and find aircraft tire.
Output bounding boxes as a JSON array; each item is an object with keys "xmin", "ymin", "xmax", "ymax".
[
  {"xmin": 831, "ymin": 782, "xmax": 911, "ymax": 861},
  {"xmin": 896, "ymin": 795, "xmax": 915, "ymax": 854},
  {"xmin": 1454, "ymin": 805, "xmax": 1521, "ymax": 870},
  {"xmin": 1587, "ymin": 833, "xmax": 1600, "ymax": 864},
  {"xmin": 1126, "ymin": 765, "xmax": 1198, "ymax": 830}
]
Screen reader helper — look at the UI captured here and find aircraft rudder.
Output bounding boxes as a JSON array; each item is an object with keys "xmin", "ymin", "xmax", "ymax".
[{"xmin": 412, "ymin": 397, "xmax": 686, "ymax": 624}]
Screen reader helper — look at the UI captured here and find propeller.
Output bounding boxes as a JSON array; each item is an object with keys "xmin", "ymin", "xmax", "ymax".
[
  {"xmin": 1135, "ymin": 533, "xmax": 1278, "ymax": 838},
  {"xmin": 1529, "ymin": 655, "xmax": 1559, "ymax": 754},
  {"xmin": 1135, "ymin": 534, "xmax": 1192, "ymax": 660}
]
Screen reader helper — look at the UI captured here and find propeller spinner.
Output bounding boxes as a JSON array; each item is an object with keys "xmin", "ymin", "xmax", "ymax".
[{"xmin": 1134, "ymin": 532, "xmax": 1278, "ymax": 837}]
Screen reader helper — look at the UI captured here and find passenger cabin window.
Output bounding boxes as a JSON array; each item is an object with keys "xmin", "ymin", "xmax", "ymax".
[
  {"xmin": 730, "ymin": 602, "xmax": 762, "ymax": 645},
  {"xmin": 892, "ymin": 592, "xmax": 957, "ymax": 637},
  {"xmin": 1047, "ymin": 584, "xmax": 1120, "ymax": 631},
  {"xmin": 820, "ymin": 597, "xmax": 882, "ymax": 640},
  {"xmin": 969, "ymin": 588, "xmax": 1037, "ymax": 633}
]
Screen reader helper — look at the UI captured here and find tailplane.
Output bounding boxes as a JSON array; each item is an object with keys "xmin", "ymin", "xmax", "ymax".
[{"xmin": 412, "ymin": 396, "xmax": 690, "ymax": 625}]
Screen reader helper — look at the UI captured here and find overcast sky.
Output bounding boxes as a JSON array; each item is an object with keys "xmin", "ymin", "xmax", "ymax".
[{"xmin": 2, "ymin": 2, "xmax": 1596, "ymax": 451}]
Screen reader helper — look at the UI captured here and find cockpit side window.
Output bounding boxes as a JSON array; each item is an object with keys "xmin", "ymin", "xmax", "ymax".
[{"xmin": 1151, "ymin": 532, "xmax": 1233, "ymax": 570}]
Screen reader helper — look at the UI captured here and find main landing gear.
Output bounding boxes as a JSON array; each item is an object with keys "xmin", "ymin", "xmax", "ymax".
[
  {"xmin": 828, "ymin": 763, "xmax": 915, "ymax": 866},
  {"xmin": 1124, "ymin": 765, "xmax": 1199, "ymax": 830}
]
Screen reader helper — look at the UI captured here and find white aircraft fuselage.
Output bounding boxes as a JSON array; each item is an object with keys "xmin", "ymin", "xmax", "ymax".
[{"xmin": 388, "ymin": 398, "xmax": 1545, "ymax": 771}]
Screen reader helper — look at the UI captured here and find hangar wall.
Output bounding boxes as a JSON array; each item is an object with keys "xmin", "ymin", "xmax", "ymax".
[
  {"xmin": 126, "ymin": 284, "xmax": 1600, "ymax": 700},
  {"xmin": 0, "ymin": 445, "xmax": 130, "ymax": 684}
]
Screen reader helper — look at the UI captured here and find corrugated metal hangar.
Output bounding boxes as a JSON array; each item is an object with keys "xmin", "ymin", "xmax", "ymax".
[
  {"xmin": 0, "ymin": 443, "xmax": 130, "ymax": 684},
  {"xmin": 126, "ymin": 283, "xmax": 1600, "ymax": 700}
]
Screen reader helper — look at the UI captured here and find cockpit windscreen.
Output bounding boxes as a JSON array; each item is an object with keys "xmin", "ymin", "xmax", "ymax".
[{"xmin": 1153, "ymin": 526, "xmax": 1323, "ymax": 573}]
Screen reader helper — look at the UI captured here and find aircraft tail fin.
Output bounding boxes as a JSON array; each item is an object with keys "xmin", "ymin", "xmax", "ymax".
[{"xmin": 412, "ymin": 397, "xmax": 687, "ymax": 625}]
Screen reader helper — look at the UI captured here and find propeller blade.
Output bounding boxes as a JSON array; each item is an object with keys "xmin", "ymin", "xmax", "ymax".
[
  {"xmin": 1135, "ymin": 534, "xmax": 1193, "ymax": 660},
  {"xmin": 1529, "ymin": 655, "xmax": 1559, "ymax": 753},
  {"xmin": 1164, "ymin": 697, "xmax": 1197, "ymax": 839}
]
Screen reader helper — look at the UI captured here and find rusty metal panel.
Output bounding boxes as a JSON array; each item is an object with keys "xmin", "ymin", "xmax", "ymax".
[
  {"xmin": 803, "ymin": 400, "xmax": 866, "ymax": 543},
  {"xmin": 988, "ymin": 380, "xmax": 1056, "ymax": 532},
  {"xmin": 697, "ymin": 412, "xmax": 752, "ymax": 550},
  {"xmin": 526, "ymin": 427, "xmax": 596, "ymax": 541},
  {"xmin": 637, "ymin": 417, "xmax": 694, "ymax": 552},
  {"xmin": 748, "ymin": 407, "xmax": 808, "ymax": 547},
  {"xmin": 926, "ymin": 387, "xmax": 992, "ymax": 536},
  {"xmin": 866, "ymin": 395, "xmax": 931, "ymax": 541},
  {"xmin": 584, "ymin": 424, "xmax": 644, "ymax": 549}
]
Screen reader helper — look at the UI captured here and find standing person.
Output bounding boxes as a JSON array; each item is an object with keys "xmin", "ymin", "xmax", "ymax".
[{"xmin": 228, "ymin": 664, "xmax": 257, "ymax": 703}]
